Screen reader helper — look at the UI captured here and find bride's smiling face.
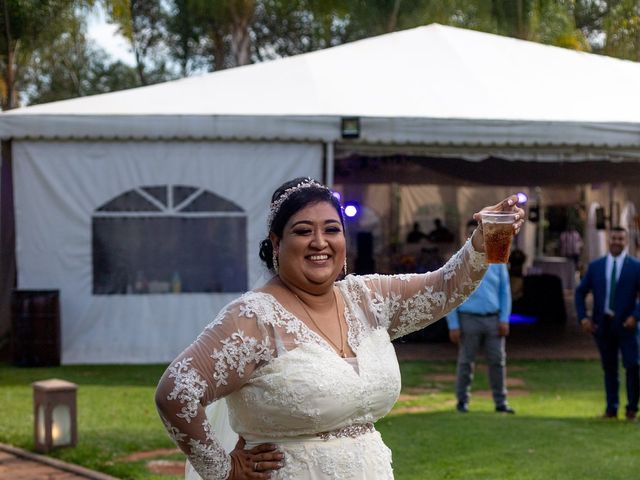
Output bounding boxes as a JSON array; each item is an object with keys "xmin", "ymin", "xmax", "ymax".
[{"xmin": 273, "ymin": 201, "xmax": 346, "ymax": 291}]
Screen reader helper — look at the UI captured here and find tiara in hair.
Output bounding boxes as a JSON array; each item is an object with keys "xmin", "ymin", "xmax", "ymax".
[{"xmin": 267, "ymin": 178, "xmax": 330, "ymax": 229}]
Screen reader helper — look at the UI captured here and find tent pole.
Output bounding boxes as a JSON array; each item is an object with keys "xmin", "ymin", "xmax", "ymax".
[
  {"xmin": 324, "ymin": 142, "xmax": 335, "ymax": 187},
  {"xmin": 0, "ymin": 139, "xmax": 16, "ymax": 353},
  {"xmin": 608, "ymin": 182, "xmax": 614, "ymax": 229},
  {"xmin": 535, "ymin": 186, "xmax": 544, "ymax": 258}
]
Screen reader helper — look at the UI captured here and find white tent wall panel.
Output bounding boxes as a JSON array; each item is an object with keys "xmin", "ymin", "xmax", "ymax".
[{"xmin": 13, "ymin": 140, "xmax": 322, "ymax": 364}]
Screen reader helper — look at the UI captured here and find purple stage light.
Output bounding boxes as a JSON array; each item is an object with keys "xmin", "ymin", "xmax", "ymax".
[
  {"xmin": 517, "ymin": 192, "xmax": 528, "ymax": 205},
  {"xmin": 344, "ymin": 202, "xmax": 359, "ymax": 218}
]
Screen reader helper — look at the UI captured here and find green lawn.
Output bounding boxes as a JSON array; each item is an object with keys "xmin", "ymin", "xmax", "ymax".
[{"xmin": 1, "ymin": 360, "xmax": 638, "ymax": 479}]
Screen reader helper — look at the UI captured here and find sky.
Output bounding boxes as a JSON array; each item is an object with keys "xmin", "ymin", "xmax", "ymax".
[{"xmin": 85, "ymin": 5, "xmax": 136, "ymax": 66}]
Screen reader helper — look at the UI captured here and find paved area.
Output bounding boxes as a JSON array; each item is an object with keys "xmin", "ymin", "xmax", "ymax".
[{"xmin": 0, "ymin": 443, "xmax": 117, "ymax": 480}]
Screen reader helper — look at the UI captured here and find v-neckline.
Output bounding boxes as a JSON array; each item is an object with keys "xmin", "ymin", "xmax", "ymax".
[{"xmin": 256, "ymin": 289, "xmax": 358, "ymax": 362}]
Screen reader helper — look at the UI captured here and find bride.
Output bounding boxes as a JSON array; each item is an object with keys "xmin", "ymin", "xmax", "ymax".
[{"xmin": 156, "ymin": 177, "xmax": 524, "ymax": 479}]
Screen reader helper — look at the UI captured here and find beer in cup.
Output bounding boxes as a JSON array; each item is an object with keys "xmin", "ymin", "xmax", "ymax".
[{"xmin": 480, "ymin": 212, "xmax": 516, "ymax": 264}]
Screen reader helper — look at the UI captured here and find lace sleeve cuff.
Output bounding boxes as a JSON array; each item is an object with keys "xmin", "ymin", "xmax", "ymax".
[
  {"xmin": 187, "ymin": 420, "xmax": 232, "ymax": 480},
  {"xmin": 464, "ymin": 237, "xmax": 487, "ymax": 271}
]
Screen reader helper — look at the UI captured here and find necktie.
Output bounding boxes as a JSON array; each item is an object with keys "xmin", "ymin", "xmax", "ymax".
[{"xmin": 609, "ymin": 259, "xmax": 617, "ymax": 311}]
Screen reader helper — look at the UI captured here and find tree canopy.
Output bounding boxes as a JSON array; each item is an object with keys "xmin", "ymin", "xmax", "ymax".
[{"xmin": 1, "ymin": 0, "xmax": 638, "ymax": 109}]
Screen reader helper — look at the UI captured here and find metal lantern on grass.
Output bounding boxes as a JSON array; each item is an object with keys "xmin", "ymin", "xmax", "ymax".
[{"xmin": 32, "ymin": 379, "xmax": 78, "ymax": 453}]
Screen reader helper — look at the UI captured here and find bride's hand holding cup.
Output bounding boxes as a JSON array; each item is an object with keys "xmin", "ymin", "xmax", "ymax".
[{"xmin": 471, "ymin": 195, "xmax": 525, "ymax": 262}]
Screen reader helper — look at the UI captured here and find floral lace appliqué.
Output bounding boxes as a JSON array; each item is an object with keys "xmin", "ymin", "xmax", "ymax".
[
  {"xmin": 391, "ymin": 285, "xmax": 446, "ymax": 338},
  {"xmin": 167, "ymin": 357, "xmax": 208, "ymax": 423},
  {"xmin": 369, "ymin": 290, "xmax": 402, "ymax": 330},
  {"xmin": 160, "ymin": 413, "xmax": 187, "ymax": 444},
  {"xmin": 211, "ymin": 330, "xmax": 273, "ymax": 387}
]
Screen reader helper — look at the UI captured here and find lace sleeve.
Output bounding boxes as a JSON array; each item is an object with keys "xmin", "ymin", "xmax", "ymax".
[
  {"xmin": 363, "ymin": 238, "xmax": 487, "ymax": 340},
  {"xmin": 155, "ymin": 298, "xmax": 274, "ymax": 480}
]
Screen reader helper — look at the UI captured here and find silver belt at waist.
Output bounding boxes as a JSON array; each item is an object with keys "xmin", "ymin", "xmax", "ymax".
[
  {"xmin": 316, "ymin": 422, "xmax": 375, "ymax": 441},
  {"xmin": 243, "ymin": 422, "xmax": 377, "ymax": 448}
]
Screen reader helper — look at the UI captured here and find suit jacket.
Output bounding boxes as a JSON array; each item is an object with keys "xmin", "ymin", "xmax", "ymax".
[{"xmin": 575, "ymin": 255, "xmax": 640, "ymax": 332}]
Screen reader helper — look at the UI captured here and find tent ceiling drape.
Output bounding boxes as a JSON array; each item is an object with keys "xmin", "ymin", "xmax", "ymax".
[{"xmin": 335, "ymin": 154, "xmax": 640, "ymax": 186}]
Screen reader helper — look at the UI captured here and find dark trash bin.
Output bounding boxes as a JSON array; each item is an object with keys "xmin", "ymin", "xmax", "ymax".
[
  {"xmin": 512, "ymin": 274, "xmax": 566, "ymax": 325},
  {"xmin": 11, "ymin": 290, "xmax": 61, "ymax": 367}
]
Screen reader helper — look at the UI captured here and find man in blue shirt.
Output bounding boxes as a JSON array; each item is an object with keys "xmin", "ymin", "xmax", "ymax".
[{"xmin": 447, "ymin": 220, "xmax": 513, "ymax": 413}]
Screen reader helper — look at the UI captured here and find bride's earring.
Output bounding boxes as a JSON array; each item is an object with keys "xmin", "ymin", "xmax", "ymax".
[
  {"xmin": 272, "ymin": 250, "xmax": 279, "ymax": 275},
  {"xmin": 343, "ymin": 257, "xmax": 348, "ymax": 276}
]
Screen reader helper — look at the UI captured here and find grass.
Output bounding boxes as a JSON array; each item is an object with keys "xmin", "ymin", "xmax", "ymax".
[
  {"xmin": 1, "ymin": 359, "xmax": 638, "ymax": 479},
  {"xmin": 0, "ymin": 364, "xmax": 179, "ymax": 479},
  {"xmin": 380, "ymin": 360, "xmax": 639, "ymax": 479}
]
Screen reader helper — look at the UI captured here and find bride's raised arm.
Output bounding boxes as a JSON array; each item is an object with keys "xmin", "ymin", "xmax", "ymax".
[{"xmin": 358, "ymin": 195, "xmax": 523, "ymax": 339}]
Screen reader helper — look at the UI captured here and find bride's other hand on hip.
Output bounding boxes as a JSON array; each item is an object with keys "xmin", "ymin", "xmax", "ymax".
[{"xmin": 229, "ymin": 436, "xmax": 284, "ymax": 479}]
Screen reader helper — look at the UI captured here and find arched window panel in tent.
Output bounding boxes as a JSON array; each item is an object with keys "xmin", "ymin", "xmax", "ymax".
[{"xmin": 92, "ymin": 185, "xmax": 247, "ymax": 295}]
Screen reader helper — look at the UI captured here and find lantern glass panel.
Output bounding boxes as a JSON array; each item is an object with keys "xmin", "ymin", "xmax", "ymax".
[
  {"xmin": 52, "ymin": 404, "xmax": 71, "ymax": 446},
  {"xmin": 37, "ymin": 405, "xmax": 46, "ymax": 445}
]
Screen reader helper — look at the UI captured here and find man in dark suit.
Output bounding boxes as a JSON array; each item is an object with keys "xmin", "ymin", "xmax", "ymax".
[{"xmin": 575, "ymin": 227, "xmax": 640, "ymax": 420}]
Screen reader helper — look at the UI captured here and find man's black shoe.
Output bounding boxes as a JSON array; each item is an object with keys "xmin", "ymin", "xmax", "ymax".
[
  {"xmin": 495, "ymin": 405, "xmax": 515, "ymax": 414},
  {"xmin": 456, "ymin": 402, "xmax": 469, "ymax": 413}
]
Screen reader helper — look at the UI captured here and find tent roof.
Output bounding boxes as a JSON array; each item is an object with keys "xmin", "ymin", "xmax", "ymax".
[{"xmin": 1, "ymin": 23, "xmax": 640, "ymax": 151}]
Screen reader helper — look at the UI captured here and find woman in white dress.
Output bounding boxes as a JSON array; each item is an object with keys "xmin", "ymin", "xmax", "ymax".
[{"xmin": 155, "ymin": 177, "xmax": 524, "ymax": 480}]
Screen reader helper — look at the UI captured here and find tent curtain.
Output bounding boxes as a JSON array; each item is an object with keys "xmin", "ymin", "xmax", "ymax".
[
  {"xmin": 13, "ymin": 140, "xmax": 322, "ymax": 364},
  {"xmin": 0, "ymin": 140, "xmax": 16, "ymax": 343}
]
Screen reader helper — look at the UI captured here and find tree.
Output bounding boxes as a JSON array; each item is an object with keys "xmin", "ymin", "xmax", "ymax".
[
  {"xmin": 22, "ymin": 15, "xmax": 139, "ymax": 105},
  {"xmin": 574, "ymin": 0, "xmax": 609, "ymax": 47},
  {"xmin": 165, "ymin": 0, "xmax": 350, "ymax": 72},
  {"xmin": 0, "ymin": 0, "xmax": 77, "ymax": 109},
  {"xmin": 602, "ymin": 0, "xmax": 640, "ymax": 61},
  {"xmin": 98, "ymin": 0, "xmax": 638, "ymax": 87},
  {"xmin": 173, "ymin": 0, "xmax": 257, "ymax": 69},
  {"xmin": 251, "ymin": 0, "xmax": 349, "ymax": 61},
  {"xmin": 476, "ymin": 0, "xmax": 589, "ymax": 49},
  {"xmin": 166, "ymin": 0, "xmax": 206, "ymax": 75},
  {"xmin": 342, "ymin": 0, "xmax": 440, "ymax": 37},
  {"xmin": 102, "ymin": 0, "xmax": 174, "ymax": 85},
  {"xmin": 176, "ymin": 0, "xmax": 236, "ymax": 71}
]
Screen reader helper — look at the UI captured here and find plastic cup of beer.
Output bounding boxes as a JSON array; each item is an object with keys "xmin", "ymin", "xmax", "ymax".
[{"xmin": 480, "ymin": 212, "xmax": 516, "ymax": 264}]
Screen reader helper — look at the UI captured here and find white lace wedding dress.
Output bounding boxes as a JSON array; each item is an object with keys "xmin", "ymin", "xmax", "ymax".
[{"xmin": 156, "ymin": 240, "xmax": 486, "ymax": 479}]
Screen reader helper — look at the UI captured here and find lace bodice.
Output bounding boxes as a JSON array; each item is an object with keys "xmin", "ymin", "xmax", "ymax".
[{"xmin": 156, "ymin": 240, "xmax": 486, "ymax": 479}]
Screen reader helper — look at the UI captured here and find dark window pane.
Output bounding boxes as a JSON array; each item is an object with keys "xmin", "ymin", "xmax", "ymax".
[
  {"xmin": 97, "ymin": 190, "xmax": 161, "ymax": 212},
  {"xmin": 142, "ymin": 186, "xmax": 168, "ymax": 207},
  {"xmin": 93, "ymin": 186, "xmax": 248, "ymax": 294},
  {"xmin": 181, "ymin": 191, "xmax": 243, "ymax": 212},
  {"xmin": 93, "ymin": 216, "xmax": 247, "ymax": 294},
  {"xmin": 173, "ymin": 186, "xmax": 199, "ymax": 208}
]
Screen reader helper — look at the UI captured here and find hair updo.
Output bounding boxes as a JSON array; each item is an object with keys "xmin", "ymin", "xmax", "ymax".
[{"xmin": 259, "ymin": 177, "xmax": 344, "ymax": 272}]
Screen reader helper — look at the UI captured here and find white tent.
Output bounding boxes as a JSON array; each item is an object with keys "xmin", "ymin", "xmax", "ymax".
[
  {"xmin": 2, "ymin": 24, "xmax": 640, "ymax": 153},
  {"xmin": 2, "ymin": 24, "xmax": 640, "ymax": 364}
]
